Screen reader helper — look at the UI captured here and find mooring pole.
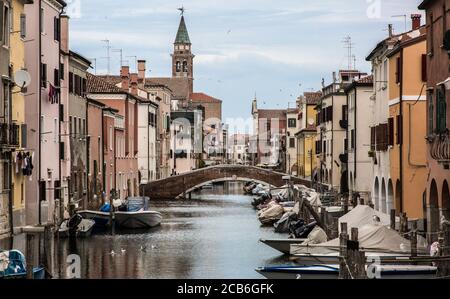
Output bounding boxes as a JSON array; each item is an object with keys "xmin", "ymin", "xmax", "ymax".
[{"xmin": 26, "ymin": 234, "xmax": 35, "ymax": 279}]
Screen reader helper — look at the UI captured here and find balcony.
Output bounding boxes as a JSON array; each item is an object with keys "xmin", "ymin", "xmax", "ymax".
[
  {"xmin": 0, "ymin": 123, "xmax": 20, "ymax": 148},
  {"xmin": 430, "ymin": 132, "xmax": 450, "ymax": 164},
  {"xmin": 339, "ymin": 119, "xmax": 348, "ymax": 130}
]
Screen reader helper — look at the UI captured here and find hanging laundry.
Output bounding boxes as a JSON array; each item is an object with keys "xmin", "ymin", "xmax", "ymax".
[{"xmin": 48, "ymin": 84, "xmax": 58, "ymax": 104}]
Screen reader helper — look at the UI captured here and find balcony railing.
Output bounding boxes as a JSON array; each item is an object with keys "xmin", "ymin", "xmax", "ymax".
[
  {"xmin": 0, "ymin": 123, "xmax": 20, "ymax": 148},
  {"xmin": 430, "ymin": 131, "xmax": 450, "ymax": 163}
]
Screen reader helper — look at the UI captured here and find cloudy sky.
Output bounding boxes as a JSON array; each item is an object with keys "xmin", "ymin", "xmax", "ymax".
[{"xmin": 68, "ymin": 0, "xmax": 424, "ymax": 128}]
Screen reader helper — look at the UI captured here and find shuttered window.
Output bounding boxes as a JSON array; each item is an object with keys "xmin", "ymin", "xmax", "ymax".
[
  {"xmin": 370, "ymin": 127, "xmax": 376, "ymax": 151},
  {"xmin": 41, "ymin": 63, "xmax": 47, "ymax": 88},
  {"xmin": 396, "ymin": 57, "xmax": 401, "ymax": 84},
  {"xmin": 20, "ymin": 13, "xmax": 26, "ymax": 39},
  {"xmin": 427, "ymin": 90, "xmax": 434, "ymax": 135},
  {"xmin": 421, "ymin": 54, "xmax": 427, "ymax": 82},
  {"xmin": 436, "ymin": 86, "xmax": 447, "ymax": 134},
  {"xmin": 388, "ymin": 117, "xmax": 394, "ymax": 146},
  {"xmin": 69, "ymin": 72, "xmax": 74, "ymax": 93}
]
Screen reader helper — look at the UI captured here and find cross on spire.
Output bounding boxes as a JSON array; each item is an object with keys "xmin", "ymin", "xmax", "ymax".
[{"xmin": 177, "ymin": 6, "xmax": 186, "ymax": 16}]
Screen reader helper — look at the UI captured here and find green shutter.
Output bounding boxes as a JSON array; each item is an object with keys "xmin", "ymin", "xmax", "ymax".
[
  {"xmin": 436, "ymin": 87, "xmax": 447, "ymax": 134},
  {"xmin": 427, "ymin": 90, "xmax": 434, "ymax": 135}
]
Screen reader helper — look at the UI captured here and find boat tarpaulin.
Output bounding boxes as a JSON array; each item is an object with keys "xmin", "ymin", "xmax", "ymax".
[
  {"xmin": 291, "ymin": 223, "xmax": 428, "ymax": 255},
  {"xmin": 338, "ymin": 205, "xmax": 391, "ymax": 233}
]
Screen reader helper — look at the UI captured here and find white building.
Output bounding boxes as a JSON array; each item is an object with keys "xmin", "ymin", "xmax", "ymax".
[
  {"xmin": 345, "ymin": 75, "xmax": 374, "ymax": 203},
  {"xmin": 286, "ymin": 108, "xmax": 300, "ymax": 175}
]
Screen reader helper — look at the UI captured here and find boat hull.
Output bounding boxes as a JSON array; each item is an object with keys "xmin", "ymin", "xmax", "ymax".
[
  {"xmin": 259, "ymin": 239, "xmax": 306, "ymax": 255},
  {"xmin": 78, "ymin": 210, "xmax": 111, "ymax": 227},
  {"xmin": 256, "ymin": 265, "xmax": 437, "ymax": 279},
  {"xmin": 114, "ymin": 211, "xmax": 162, "ymax": 229}
]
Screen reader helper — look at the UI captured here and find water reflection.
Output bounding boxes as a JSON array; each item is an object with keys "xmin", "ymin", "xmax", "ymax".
[{"xmin": 4, "ymin": 182, "xmax": 293, "ymax": 279}]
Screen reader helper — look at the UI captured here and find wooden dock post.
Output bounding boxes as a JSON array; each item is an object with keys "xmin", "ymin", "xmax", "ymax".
[
  {"xmin": 26, "ymin": 234, "xmax": 35, "ymax": 279},
  {"xmin": 399, "ymin": 212, "xmax": 408, "ymax": 234},
  {"xmin": 339, "ymin": 223, "xmax": 348, "ymax": 258},
  {"xmin": 437, "ymin": 222, "xmax": 450, "ymax": 278},
  {"xmin": 339, "ymin": 225, "xmax": 367, "ymax": 279},
  {"xmin": 410, "ymin": 221, "xmax": 418, "ymax": 258},
  {"xmin": 390, "ymin": 209, "xmax": 396, "ymax": 230}
]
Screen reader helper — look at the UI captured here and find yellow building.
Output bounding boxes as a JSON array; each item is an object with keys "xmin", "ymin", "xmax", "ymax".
[
  {"xmin": 296, "ymin": 92, "xmax": 321, "ymax": 179},
  {"xmin": 10, "ymin": 0, "xmax": 31, "ymax": 227},
  {"xmin": 388, "ymin": 24, "xmax": 428, "ymax": 220}
]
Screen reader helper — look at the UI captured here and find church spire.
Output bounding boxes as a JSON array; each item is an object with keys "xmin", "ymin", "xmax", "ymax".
[{"xmin": 175, "ymin": 15, "xmax": 191, "ymax": 44}]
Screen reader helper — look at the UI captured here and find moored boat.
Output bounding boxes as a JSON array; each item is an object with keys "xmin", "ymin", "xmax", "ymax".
[
  {"xmin": 256, "ymin": 264, "xmax": 437, "ymax": 279},
  {"xmin": 259, "ymin": 238, "xmax": 306, "ymax": 255},
  {"xmin": 115, "ymin": 210, "xmax": 162, "ymax": 229}
]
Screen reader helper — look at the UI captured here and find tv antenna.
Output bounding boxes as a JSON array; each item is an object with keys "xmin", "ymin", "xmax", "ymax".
[
  {"xmin": 101, "ymin": 39, "xmax": 111, "ymax": 75},
  {"xmin": 342, "ymin": 36, "xmax": 355, "ymax": 70},
  {"xmin": 112, "ymin": 48, "xmax": 124, "ymax": 68},
  {"xmin": 392, "ymin": 14, "xmax": 407, "ymax": 32}
]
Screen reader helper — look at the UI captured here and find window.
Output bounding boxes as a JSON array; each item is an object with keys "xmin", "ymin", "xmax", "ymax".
[
  {"xmin": 429, "ymin": 12, "xmax": 434, "ymax": 56},
  {"xmin": 289, "ymin": 137, "xmax": 295, "ymax": 148},
  {"xmin": 41, "ymin": 63, "xmax": 47, "ymax": 88},
  {"xmin": 60, "ymin": 63, "xmax": 64, "ymax": 80},
  {"xmin": 54, "ymin": 68, "xmax": 59, "ymax": 86},
  {"xmin": 288, "ymin": 118, "xmax": 297, "ymax": 128},
  {"xmin": 427, "ymin": 90, "xmax": 434, "ymax": 135},
  {"xmin": 176, "ymin": 61, "xmax": 181, "ymax": 72},
  {"xmin": 54, "ymin": 17, "xmax": 60, "ymax": 41},
  {"xmin": 69, "ymin": 116, "xmax": 72, "ymax": 136},
  {"xmin": 396, "ymin": 115, "xmax": 403, "ymax": 145},
  {"xmin": 421, "ymin": 54, "xmax": 427, "ymax": 82},
  {"xmin": 0, "ymin": 3, "xmax": 10, "ymax": 46},
  {"xmin": 388, "ymin": 117, "xmax": 394, "ymax": 146},
  {"xmin": 436, "ymin": 86, "xmax": 447, "ymax": 134},
  {"xmin": 183, "ymin": 61, "xmax": 188, "ymax": 72},
  {"xmin": 69, "ymin": 72, "xmax": 73, "ymax": 93},
  {"xmin": 20, "ymin": 14, "xmax": 26, "ymax": 39},
  {"xmin": 40, "ymin": 116, "xmax": 44, "ymax": 142},
  {"xmin": 74, "ymin": 117, "xmax": 77, "ymax": 136},
  {"xmin": 395, "ymin": 56, "xmax": 402, "ymax": 84}
]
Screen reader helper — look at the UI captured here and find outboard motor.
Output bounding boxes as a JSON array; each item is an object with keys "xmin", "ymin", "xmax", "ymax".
[{"xmin": 68, "ymin": 214, "xmax": 83, "ymax": 237}]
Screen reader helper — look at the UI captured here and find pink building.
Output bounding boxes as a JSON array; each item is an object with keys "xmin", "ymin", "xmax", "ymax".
[
  {"xmin": 86, "ymin": 73, "xmax": 139, "ymax": 200},
  {"xmin": 24, "ymin": 0, "xmax": 66, "ymax": 225}
]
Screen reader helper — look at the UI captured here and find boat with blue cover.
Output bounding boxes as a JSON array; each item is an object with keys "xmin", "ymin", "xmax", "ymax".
[{"xmin": 0, "ymin": 250, "xmax": 45, "ymax": 279}]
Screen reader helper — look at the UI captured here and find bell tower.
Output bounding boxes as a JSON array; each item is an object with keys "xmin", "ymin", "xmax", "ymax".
[{"xmin": 172, "ymin": 9, "xmax": 194, "ymax": 93}]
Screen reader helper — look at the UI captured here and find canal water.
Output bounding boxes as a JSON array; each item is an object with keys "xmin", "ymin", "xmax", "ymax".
[{"xmin": 28, "ymin": 181, "xmax": 292, "ymax": 279}]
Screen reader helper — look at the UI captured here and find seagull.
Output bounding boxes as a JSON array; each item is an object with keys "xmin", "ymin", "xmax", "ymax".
[
  {"xmin": 151, "ymin": 245, "xmax": 157, "ymax": 250},
  {"xmin": 121, "ymin": 248, "xmax": 126, "ymax": 254},
  {"xmin": 110, "ymin": 250, "xmax": 116, "ymax": 256},
  {"xmin": 140, "ymin": 245, "xmax": 147, "ymax": 252}
]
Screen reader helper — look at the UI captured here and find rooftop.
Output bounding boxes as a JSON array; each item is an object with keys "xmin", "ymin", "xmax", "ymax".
[
  {"xmin": 175, "ymin": 16, "xmax": 191, "ymax": 44},
  {"xmin": 190, "ymin": 92, "xmax": 222, "ymax": 103}
]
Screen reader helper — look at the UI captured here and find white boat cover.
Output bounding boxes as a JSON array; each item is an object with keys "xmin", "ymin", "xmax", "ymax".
[
  {"xmin": 291, "ymin": 223, "xmax": 428, "ymax": 255},
  {"xmin": 258, "ymin": 202, "xmax": 285, "ymax": 224},
  {"xmin": 338, "ymin": 205, "xmax": 391, "ymax": 233},
  {"xmin": 301, "ymin": 226, "xmax": 328, "ymax": 246}
]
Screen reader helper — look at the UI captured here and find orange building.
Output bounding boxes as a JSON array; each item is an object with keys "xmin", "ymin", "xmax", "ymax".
[{"xmin": 387, "ymin": 18, "xmax": 428, "ymax": 221}]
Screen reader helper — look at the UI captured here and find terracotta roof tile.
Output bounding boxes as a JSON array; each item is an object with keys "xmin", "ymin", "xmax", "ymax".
[
  {"xmin": 87, "ymin": 73, "xmax": 123, "ymax": 93},
  {"xmin": 258, "ymin": 109, "xmax": 286, "ymax": 120},
  {"xmin": 303, "ymin": 92, "xmax": 322, "ymax": 105},
  {"xmin": 190, "ymin": 92, "xmax": 222, "ymax": 103}
]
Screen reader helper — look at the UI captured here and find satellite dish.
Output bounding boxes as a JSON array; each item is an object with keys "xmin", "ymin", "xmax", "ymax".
[
  {"xmin": 308, "ymin": 118, "xmax": 315, "ymax": 126},
  {"xmin": 14, "ymin": 70, "xmax": 31, "ymax": 89}
]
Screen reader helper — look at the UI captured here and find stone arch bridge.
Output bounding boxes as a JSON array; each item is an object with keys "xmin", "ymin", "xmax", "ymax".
[{"xmin": 140, "ymin": 165, "xmax": 316, "ymax": 200}]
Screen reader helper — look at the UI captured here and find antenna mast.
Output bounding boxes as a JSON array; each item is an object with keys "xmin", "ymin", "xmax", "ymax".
[
  {"xmin": 101, "ymin": 39, "xmax": 111, "ymax": 75},
  {"xmin": 342, "ymin": 36, "xmax": 355, "ymax": 70}
]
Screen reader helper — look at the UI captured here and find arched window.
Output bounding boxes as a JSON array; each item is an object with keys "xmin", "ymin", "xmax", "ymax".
[
  {"xmin": 183, "ymin": 61, "xmax": 188, "ymax": 72},
  {"xmin": 176, "ymin": 61, "xmax": 181, "ymax": 72},
  {"xmin": 387, "ymin": 179, "xmax": 394, "ymax": 213},
  {"xmin": 373, "ymin": 177, "xmax": 380, "ymax": 211},
  {"xmin": 381, "ymin": 179, "xmax": 387, "ymax": 213},
  {"xmin": 429, "ymin": 179, "xmax": 440, "ymax": 241},
  {"xmin": 443, "ymin": 181, "xmax": 450, "ymax": 221}
]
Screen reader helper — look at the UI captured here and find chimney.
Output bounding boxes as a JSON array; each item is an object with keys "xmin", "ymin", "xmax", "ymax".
[
  {"xmin": 411, "ymin": 14, "xmax": 422, "ymax": 31},
  {"xmin": 388, "ymin": 24, "xmax": 393, "ymax": 37},
  {"xmin": 130, "ymin": 73, "xmax": 138, "ymax": 96},
  {"xmin": 60, "ymin": 16, "xmax": 70, "ymax": 53},
  {"xmin": 120, "ymin": 66, "xmax": 130, "ymax": 91},
  {"xmin": 137, "ymin": 60, "xmax": 146, "ymax": 88}
]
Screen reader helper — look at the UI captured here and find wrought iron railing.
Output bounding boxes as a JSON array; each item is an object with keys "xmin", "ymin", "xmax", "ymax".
[{"xmin": 430, "ymin": 131, "xmax": 450, "ymax": 162}]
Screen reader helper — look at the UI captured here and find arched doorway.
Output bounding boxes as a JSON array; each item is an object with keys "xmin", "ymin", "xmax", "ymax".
[
  {"xmin": 374, "ymin": 177, "xmax": 380, "ymax": 211},
  {"xmin": 395, "ymin": 180, "xmax": 402, "ymax": 214},
  {"xmin": 381, "ymin": 179, "xmax": 387, "ymax": 213},
  {"xmin": 443, "ymin": 181, "xmax": 450, "ymax": 221},
  {"xmin": 429, "ymin": 180, "xmax": 440, "ymax": 241},
  {"xmin": 387, "ymin": 179, "xmax": 394, "ymax": 213}
]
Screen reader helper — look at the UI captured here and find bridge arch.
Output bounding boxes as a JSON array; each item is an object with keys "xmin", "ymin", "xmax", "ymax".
[{"xmin": 140, "ymin": 165, "xmax": 318, "ymax": 200}]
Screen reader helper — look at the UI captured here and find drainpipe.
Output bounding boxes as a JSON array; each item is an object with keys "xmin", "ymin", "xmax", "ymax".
[
  {"xmin": 58, "ymin": 9, "xmax": 63, "ymax": 225},
  {"xmin": 399, "ymin": 49, "xmax": 404, "ymax": 213},
  {"xmin": 38, "ymin": 0, "xmax": 42, "ymax": 225}
]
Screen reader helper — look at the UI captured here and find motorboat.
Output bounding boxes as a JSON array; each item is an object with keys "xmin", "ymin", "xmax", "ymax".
[
  {"xmin": 59, "ymin": 216, "xmax": 95, "ymax": 238},
  {"xmin": 79, "ymin": 197, "xmax": 162, "ymax": 229},
  {"xmin": 256, "ymin": 264, "xmax": 437, "ymax": 280},
  {"xmin": 260, "ymin": 238, "xmax": 306, "ymax": 255},
  {"xmin": 0, "ymin": 250, "xmax": 46, "ymax": 279}
]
